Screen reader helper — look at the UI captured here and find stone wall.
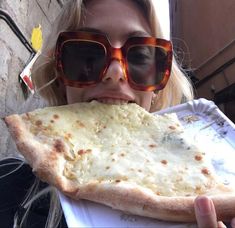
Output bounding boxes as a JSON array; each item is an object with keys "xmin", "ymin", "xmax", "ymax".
[{"xmin": 0, "ymin": 0, "xmax": 66, "ymax": 159}]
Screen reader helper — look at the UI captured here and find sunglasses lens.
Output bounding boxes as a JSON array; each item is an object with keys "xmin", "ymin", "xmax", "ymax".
[
  {"xmin": 127, "ymin": 45, "xmax": 168, "ymax": 87},
  {"xmin": 61, "ymin": 41, "xmax": 106, "ymax": 83}
]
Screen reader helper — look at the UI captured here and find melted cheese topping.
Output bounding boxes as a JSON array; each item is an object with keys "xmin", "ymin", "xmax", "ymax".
[{"xmin": 23, "ymin": 101, "xmax": 224, "ymax": 197}]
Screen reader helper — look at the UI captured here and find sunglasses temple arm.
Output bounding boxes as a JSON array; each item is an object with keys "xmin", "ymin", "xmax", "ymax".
[{"xmin": 33, "ymin": 76, "xmax": 59, "ymax": 94}]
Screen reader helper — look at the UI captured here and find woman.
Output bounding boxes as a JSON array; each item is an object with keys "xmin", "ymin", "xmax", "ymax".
[{"xmin": 1, "ymin": 0, "xmax": 234, "ymax": 227}]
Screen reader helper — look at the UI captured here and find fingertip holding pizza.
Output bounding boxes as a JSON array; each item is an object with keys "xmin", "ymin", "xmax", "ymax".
[
  {"xmin": 231, "ymin": 217, "xmax": 235, "ymax": 228},
  {"xmin": 195, "ymin": 196, "xmax": 212, "ymax": 215},
  {"xmin": 194, "ymin": 195, "xmax": 217, "ymax": 228},
  {"xmin": 194, "ymin": 196, "xmax": 235, "ymax": 228},
  {"xmin": 4, "ymin": 101, "xmax": 235, "ymax": 222}
]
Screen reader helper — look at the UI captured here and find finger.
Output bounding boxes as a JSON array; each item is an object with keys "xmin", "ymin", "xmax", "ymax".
[
  {"xmin": 194, "ymin": 195, "xmax": 218, "ymax": 228},
  {"xmin": 231, "ymin": 218, "xmax": 235, "ymax": 228},
  {"xmin": 217, "ymin": 221, "xmax": 226, "ymax": 228}
]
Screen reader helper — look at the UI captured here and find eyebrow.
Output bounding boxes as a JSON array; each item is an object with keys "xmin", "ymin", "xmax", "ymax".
[
  {"xmin": 77, "ymin": 27, "xmax": 107, "ymax": 35},
  {"xmin": 78, "ymin": 27, "xmax": 151, "ymax": 38},
  {"xmin": 127, "ymin": 31, "xmax": 151, "ymax": 38}
]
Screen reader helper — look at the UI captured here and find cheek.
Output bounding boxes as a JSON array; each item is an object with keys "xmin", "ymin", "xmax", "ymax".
[
  {"xmin": 137, "ymin": 91, "xmax": 153, "ymax": 112},
  {"xmin": 66, "ymin": 87, "xmax": 84, "ymax": 104}
]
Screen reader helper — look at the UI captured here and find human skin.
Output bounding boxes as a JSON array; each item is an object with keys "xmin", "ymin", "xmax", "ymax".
[{"xmin": 65, "ymin": 0, "xmax": 155, "ymax": 111}]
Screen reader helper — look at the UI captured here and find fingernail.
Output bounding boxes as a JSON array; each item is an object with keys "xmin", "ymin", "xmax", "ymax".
[
  {"xmin": 231, "ymin": 218, "xmax": 235, "ymax": 228},
  {"xmin": 196, "ymin": 196, "xmax": 212, "ymax": 215}
]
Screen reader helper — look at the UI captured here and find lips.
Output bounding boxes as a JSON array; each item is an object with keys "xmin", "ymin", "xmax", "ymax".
[
  {"xmin": 88, "ymin": 92, "xmax": 135, "ymax": 105},
  {"xmin": 95, "ymin": 98, "xmax": 132, "ymax": 104}
]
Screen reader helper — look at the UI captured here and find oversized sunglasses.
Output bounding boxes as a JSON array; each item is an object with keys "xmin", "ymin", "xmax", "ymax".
[{"xmin": 55, "ymin": 31, "xmax": 173, "ymax": 91}]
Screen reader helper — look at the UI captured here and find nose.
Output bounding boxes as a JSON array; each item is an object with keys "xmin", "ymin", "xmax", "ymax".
[
  {"xmin": 102, "ymin": 59, "xmax": 127, "ymax": 83},
  {"xmin": 102, "ymin": 47, "xmax": 127, "ymax": 84}
]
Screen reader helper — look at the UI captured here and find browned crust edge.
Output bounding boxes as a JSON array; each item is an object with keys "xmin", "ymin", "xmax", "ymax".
[
  {"xmin": 4, "ymin": 115, "xmax": 235, "ymax": 222},
  {"xmin": 65, "ymin": 182, "xmax": 235, "ymax": 222},
  {"xmin": 4, "ymin": 114, "xmax": 76, "ymax": 192}
]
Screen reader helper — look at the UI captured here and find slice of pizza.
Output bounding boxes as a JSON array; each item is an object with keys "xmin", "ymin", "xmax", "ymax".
[{"xmin": 4, "ymin": 101, "xmax": 235, "ymax": 222}]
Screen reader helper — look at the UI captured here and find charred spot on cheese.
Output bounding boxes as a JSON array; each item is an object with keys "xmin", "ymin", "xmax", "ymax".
[
  {"xmin": 78, "ymin": 149, "xmax": 85, "ymax": 155},
  {"xmin": 53, "ymin": 114, "xmax": 59, "ymax": 119},
  {"xmin": 161, "ymin": 160, "xmax": 168, "ymax": 165},
  {"xmin": 195, "ymin": 154, "xmax": 203, "ymax": 161},
  {"xmin": 169, "ymin": 125, "xmax": 176, "ymax": 130},
  {"xmin": 35, "ymin": 120, "xmax": 42, "ymax": 126},
  {"xmin": 76, "ymin": 120, "xmax": 85, "ymax": 127},
  {"xmin": 53, "ymin": 139, "xmax": 65, "ymax": 153},
  {"xmin": 78, "ymin": 149, "xmax": 92, "ymax": 156},
  {"xmin": 201, "ymin": 168, "xmax": 210, "ymax": 175},
  {"xmin": 149, "ymin": 144, "xmax": 157, "ymax": 148}
]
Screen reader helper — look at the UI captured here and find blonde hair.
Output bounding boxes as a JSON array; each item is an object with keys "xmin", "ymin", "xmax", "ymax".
[{"xmin": 32, "ymin": 0, "xmax": 194, "ymax": 110}]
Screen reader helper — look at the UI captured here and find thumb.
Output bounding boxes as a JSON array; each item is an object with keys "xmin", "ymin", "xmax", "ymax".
[{"xmin": 194, "ymin": 195, "xmax": 218, "ymax": 228}]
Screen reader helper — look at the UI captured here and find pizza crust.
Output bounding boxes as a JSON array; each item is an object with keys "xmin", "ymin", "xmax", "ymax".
[
  {"xmin": 4, "ymin": 102, "xmax": 235, "ymax": 222},
  {"xmin": 4, "ymin": 114, "xmax": 76, "ymax": 193},
  {"xmin": 73, "ymin": 183, "xmax": 235, "ymax": 222}
]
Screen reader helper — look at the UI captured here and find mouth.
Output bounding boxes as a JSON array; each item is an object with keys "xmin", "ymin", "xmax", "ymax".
[
  {"xmin": 92, "ymin": 98, "xmax": 135, "ymax": 105},
  {"xmin": 88, "ymin": 93, "xmax": 135, "ymax": 105}
]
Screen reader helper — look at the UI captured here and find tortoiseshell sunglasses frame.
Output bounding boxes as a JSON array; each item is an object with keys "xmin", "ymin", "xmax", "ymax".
[{"xmin": 55, "ymin": 31, "xmax": 173, "ymax": 91}]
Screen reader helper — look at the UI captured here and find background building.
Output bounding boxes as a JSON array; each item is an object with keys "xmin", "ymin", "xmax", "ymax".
[
  {"xmin": 0, "ymin": 0, "xmax": 66, "ymax": 159},
  {"xmin": 169, "ymin": 0, "xmax": 235, "ymax": 122}
]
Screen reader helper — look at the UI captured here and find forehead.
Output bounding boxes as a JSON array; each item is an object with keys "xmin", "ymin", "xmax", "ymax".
[{"xmin": 81, "ymin": 0, "xmax": 152, "ymax": 40}]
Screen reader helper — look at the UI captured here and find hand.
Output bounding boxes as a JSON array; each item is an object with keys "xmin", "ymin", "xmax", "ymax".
[{"xmin": 194, "ymin": 195, "xmax": 235, "ymax": 228}]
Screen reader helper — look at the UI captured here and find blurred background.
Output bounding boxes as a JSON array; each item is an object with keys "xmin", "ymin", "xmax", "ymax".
[
  {"xmin": 0, "ymin": 0, "xmax": 234, "ymax": 159},
  {"xmin": 169, "ymin": 0, "xmax": 235, "ymax": 123}
]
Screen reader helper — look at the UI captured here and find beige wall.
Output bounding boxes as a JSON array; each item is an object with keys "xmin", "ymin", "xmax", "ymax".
[{"xmin": 0, "ymin": 0, "xmax": 64, "ymax": 159}]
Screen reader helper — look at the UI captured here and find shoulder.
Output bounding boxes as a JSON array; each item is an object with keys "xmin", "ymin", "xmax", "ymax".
[
  {"xmin": 0, "ymin": 157, "xmax": 67, "ymax": 227},
  {"xmin": 0, "ymin": 158, "xmax": 35, "ymax": 226},
  {"xmin": 0, "ymin": 157, "xmax": 35, "ymax": 189}
]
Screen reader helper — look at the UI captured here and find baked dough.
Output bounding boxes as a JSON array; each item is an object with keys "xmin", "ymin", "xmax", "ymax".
[{"xmin": 4, "ymin": 101, "xmax": 235, "ymax": 222}]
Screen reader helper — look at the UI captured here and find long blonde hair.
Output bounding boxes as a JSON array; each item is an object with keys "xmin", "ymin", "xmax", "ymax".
[{"xmin": 31, "ymin": 0, "xmax": 194, "ymax": 110}]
